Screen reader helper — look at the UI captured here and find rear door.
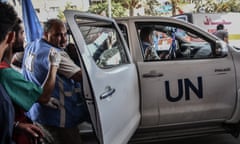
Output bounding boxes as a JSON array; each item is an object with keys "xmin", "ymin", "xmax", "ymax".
[{"xmin": 65, "ymin": 10, "xmax": 140, "ymax": 144}]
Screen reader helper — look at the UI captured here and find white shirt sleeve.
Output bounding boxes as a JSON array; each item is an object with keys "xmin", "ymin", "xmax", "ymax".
[{"xmin": 58, "ymin": 51, "xmax": 81, "ymax": 79}]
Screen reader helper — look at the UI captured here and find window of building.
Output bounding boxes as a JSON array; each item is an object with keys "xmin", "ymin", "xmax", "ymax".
[{"xmin": 49, "ymin": 7, "xmax": 59, "ymax": 12}]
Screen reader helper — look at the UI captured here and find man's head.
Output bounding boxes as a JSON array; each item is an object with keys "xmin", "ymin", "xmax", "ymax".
[
  {"xmin": 0, "ymin": 2, "xmax": 18, "ymax": 55},
  {"xmin": 217, "ymin": 24, "xmax": 224, "ymax": 30},
  {"xmin": 140, "ymin": 27, "xmax": 154, "ymax": 44},
  {"xmin": 12, "ymin": 18, "xmax": 25, "ymax": 54},
  {"xmin": 43, "ymin": 19, "xmax": 67, "ymax": 49}
]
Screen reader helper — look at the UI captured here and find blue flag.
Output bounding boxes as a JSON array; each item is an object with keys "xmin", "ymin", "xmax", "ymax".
[{"xmin": 22, "ymin": 0, "xmax": 43, "ymax": 42}]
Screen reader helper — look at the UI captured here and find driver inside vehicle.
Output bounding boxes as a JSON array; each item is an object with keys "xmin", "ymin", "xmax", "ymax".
[{"xmin": 139, "ymin": 27, "xmax": 160, "ymax": 61}]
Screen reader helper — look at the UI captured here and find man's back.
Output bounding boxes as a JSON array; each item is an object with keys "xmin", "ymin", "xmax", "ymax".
[
  {"xmin": 214, "ymin": 29, "xmax": 228, "ymax": 41},
  {"xmin": 213, "ymin": 24, "xmax": 229, "ymax": 44},
  {"xmin": 22, "ymin": 39, "xmax": 57, "ymax": 87}
]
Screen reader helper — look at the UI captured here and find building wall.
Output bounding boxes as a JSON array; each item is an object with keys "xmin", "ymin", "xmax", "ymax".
[{"xmin": 31, "ymin": 0, "xmax": 90, "ymax": 22}]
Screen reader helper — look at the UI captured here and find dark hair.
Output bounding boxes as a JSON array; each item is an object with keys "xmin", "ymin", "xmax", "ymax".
[
  {"xmin": 12, "ymin": 18, "xmax": 24, "ymax": 54},
  {"xmin": 217, "ymin": 24, "xmax": 224, "ymax": 30},
  {"xmin": 44, "ymin": 18, "xmax": 64, "ymax": 33},
  {"xmin": 12, "ymin": 18, "xmax": 22, "ymax": 35},
  {"xmin": 0, "ymin": 2, "xmax": 18, "ymax": 43},
  {"xmin": 140, "ymin": 27, "xmax": 153, "ymax": 41}
]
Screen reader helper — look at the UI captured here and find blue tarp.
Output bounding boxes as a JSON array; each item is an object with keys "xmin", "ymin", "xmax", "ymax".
[{"xmin": 22, "ymin": 0, "xmax": 43, "ymax": 42}]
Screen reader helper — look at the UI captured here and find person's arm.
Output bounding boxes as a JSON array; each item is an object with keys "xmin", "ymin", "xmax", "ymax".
[
  {"xmin": 224, "ymin": 32, "xmax": 229, "ymax": 44},
  {"xmin": 58, "ymin": 51, "xmax": 82, "ymax": 82},
  {"xmin": 70, "ymin": 70, "xmax": 82, "ymax": 82},
  {"xmin": 37, "ymin": 48, "xmax": 61, "ymax": 104},
  {"xmin": 15, "ymin": 122, "xmax": 44, "ymax": 138}
]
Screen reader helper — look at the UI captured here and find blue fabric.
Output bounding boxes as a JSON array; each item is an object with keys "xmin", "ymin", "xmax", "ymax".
[
  {"xmin": 23, "ymin": 39, "xmax": 88, "ymax": 128},
  {"xmin": 27, "ymin": 76, "xmax": 88, "ymax": 127},
  {"xmin": 22, "ymin": 0, "xmax": 43, "ymax": 42},
  {"xmin": 22, "ymin": 39, "xmax": 52, "ymax": 87},
  {"xmin": 153, "ymin": 35, "xmax": 159, "ymax": 50},
  {"xmin": 142, "ymin": 42, "xmax": 151, "ymax": 54},
  {"xmin": 169, "ymin": 31, "xmax": 176, "ymax": 59},
  {"xmin": 0, "ymin": 0, "xmax": 8, "ymax": 2},
  {"xmin": 0, "ymin": 84, "xmax": 15, "ymax": 144}
]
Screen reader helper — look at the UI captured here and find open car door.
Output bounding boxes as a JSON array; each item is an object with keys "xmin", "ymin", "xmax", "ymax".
[{"xmin": 64, "ymin": 10, "xmax": 140, "ymax": 144}]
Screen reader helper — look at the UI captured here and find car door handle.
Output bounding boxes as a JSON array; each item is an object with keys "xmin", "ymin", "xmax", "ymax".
[
  {"xmin": 100, "ymin": 86, "xmax": 116, "ymax": 100},
  {"xmin": 142, "ymin": 71, "xmax": 163, "ymax": 78}
]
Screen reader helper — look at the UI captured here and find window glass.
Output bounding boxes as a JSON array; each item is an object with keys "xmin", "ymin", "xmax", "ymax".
[
  {"xmin": 118, "ymin": 24, "xmax": 129, "ymax": 48},
  {"xmin": 75, "ymin": 18, "xmax": 129, "ymax": 69},
  {"xmin": 136, "ymin": 23, "xmax": 213, "ymax": 61}
]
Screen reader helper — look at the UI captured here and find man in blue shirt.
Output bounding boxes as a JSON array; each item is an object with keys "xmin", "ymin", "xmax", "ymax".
[{"xmin": 22, "ymin": 19, "xmax": 89, "ymax": 144}]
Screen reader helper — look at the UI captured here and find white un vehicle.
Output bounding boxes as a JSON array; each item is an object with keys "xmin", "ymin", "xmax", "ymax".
[{"xmin": 64, "ymin": 10, "xmax": 240, "ymax": 144}]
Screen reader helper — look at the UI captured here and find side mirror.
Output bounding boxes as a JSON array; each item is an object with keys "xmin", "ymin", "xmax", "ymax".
[{"xmin": 215, "ymin": 40, "xmax": 228, "ymax": 57}]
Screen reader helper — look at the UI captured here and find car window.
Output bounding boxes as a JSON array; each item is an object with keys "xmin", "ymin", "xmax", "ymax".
[
  {"xmin": 75, "ymin": 18, "xmax": 129, "ymax": 69},
  {"xmin": 118, "ymin": 24, "xmax": 130, "ymax": 48},
  {"xmin": 136, "ymin": 23, "xmax": 214, "ymax": 61}
]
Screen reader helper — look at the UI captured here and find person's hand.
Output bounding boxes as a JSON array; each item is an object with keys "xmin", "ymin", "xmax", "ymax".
[
  {"xmin": 144, "ymin": 47, "xmax": 151, "ymax": 59},
  {"xmin": 49, "ymin": 48, "xmax": 61, "ymax": 67},
  {"xmin": 146, "ymin": 48, "xmax": 151, "ymax": 55},
  {"xmin": 17, "ymin": 122, "xmax": 44, "ymax": 138},
  {"xmin": 44, "ymin": 97, "xmax": 60, "ymax": 109},
  {"xmin": 34, "ymin": 122, "xmax": 55, "ymax": 144}
]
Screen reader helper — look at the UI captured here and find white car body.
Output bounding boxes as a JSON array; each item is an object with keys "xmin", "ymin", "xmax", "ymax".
[{"xmin": 64, "ymin": 10, "xmax": 240, "ymax": 144}]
